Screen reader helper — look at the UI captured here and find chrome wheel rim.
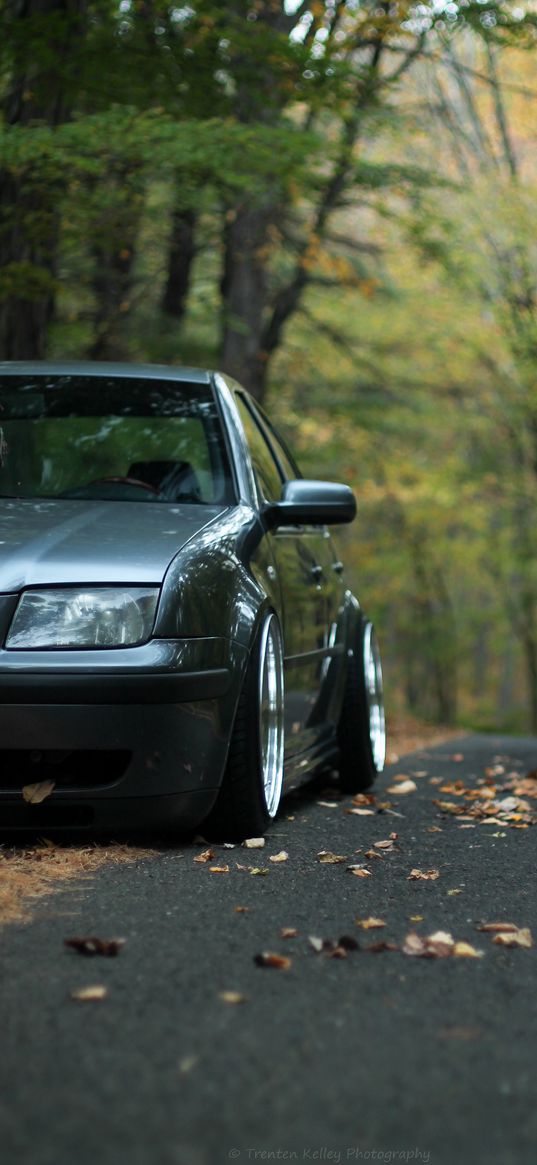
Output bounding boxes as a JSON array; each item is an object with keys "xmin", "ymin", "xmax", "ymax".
[
  {"xmin": 258, "ymin": 614, "xmax": 285, "ymax": 817},
  {"xmin": 363, "ymin": 623, "xmax": 386, "ymax": 772}
]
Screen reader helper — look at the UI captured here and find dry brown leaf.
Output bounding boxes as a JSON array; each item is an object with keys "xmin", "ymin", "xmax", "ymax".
[
  {"xmin": 193, "ymin": 848, "xmax": 215, "ymax": 864},
  {"xmin": 402, "ymin": 931, "xmax": 449, "ymax": 957},
  {"xmin": 365, "ymin": 940, "xmax": 399, "ymax": 953},
  {"xmin": 218, "ymin": 991, "xmax": 248, "ymax": 1004},
  {"xmin": 234, "ymin": 906, "xmax": 249, "ymax": 913},
  {"xmin": 254, "ymin": 952, "xmax": 292, "ymax": 970},
  {"xmin": 476, "ymin": 922, "xmax": 519, "ymax": 933},
  {"xmin": 269, "ymin": 851, "xmax": 289, "ymax": 863},
  {"xmin": 22, "ymin": 780, "xmax": 55, "ymax": 805},
  {"xmin": 407, "ymin": 868, "xmax": 440, "ymax": 881},
  {"xmin": 280, "ymin": 927, "xmax": 298, "ymax": 939},
  {"xmin": 70, "ymin": 985, "xmax": 107, "ymax": 1002},
  {"xmin": 355, "ymin": 917, "xmax": 386, "ymax": 930},
  {"xmin": 364, "ymin": 849, "xmax": 383, "ymax": 860},
  {"xmin": 337, "ymin": 934, "xmax": 359, "ymax": 951},
  {"xmin": 243, "ymin": 837, "xmax": 265, "ymax": 849},
  {"xmin": 374, "ymin": 839, "xmax": 395, "ymax": 851},
  {"xmin": 387, "ymin": 779, "xmax": 417, "ymax": 795},
  {"xmin": 345, "ymin": 807, "xmax": 375, "ymax": 816},
  {"xmin": 452, "ymin": 941, "xmax": 484, "ymax": 958},
  {"xmin": 209, "ymin": 865, "xmax": 230, "ymax": 874},
  {"xmin": 348, "ymin": 866, "xmax": 372, "ymax": 878},
  {"xmin": 317, "ymin": 801, "xmax": 338, "ymax": 808},
  {"xmin": 409, "ymin": 914, "xmax": 424, "ymax": 922},
  {"xmin": 249, "ymin": 867, "xmax": 269, "ymax": 876},
  {"xmin": 317, "ymin": 850, "xmax": 347, "ymax": 864},
  {"xmin": 493, "ymin": 928, "xmax": 532, "ymax": 949},
  {"xmin": 64, "ymin": 936, "xmax": 125, "ymax": 957}
]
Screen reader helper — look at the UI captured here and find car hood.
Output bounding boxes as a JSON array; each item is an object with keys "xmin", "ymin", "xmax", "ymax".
[{"xmin": 0, "ymin": 499, "xmax": 227, "ymax": 591}]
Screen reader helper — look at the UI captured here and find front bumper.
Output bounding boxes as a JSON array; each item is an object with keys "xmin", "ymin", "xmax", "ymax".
[{"xmin": 0, "ymin": 638, "xmax": 247, "ymax": 831}]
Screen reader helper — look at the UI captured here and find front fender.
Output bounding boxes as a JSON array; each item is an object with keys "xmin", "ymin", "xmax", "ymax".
[{"xmin": 153, "ymin": 505, "xmax": 280, "ymax": 649}]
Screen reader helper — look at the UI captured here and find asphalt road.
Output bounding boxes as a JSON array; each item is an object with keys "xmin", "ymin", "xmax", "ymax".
[{"xmin": 1, "ymin": 734, "xmax": 537, "ymax": 1165}]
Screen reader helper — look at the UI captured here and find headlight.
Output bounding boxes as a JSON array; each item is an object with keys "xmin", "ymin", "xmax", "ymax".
[{"xmin": 6, "ymin": 588, "xmax": 159, "ymax": 649}]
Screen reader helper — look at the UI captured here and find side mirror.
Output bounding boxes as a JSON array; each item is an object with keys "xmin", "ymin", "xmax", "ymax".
[{"xmin": 264, "ymin": 479, "xmax": 356, "ymax": 528}]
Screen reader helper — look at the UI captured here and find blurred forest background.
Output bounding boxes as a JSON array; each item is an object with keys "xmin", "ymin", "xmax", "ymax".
[{"xmin": 2, "ymin": 0, "xmax": 537, "ymax": 732}]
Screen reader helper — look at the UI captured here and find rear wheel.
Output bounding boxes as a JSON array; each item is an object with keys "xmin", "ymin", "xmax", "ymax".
[
  {"xmin": 337, "ymin": 619, "xmax": 385, "ymax": 793},
  {"xmin": 205, "ymin": 612, "xmax": 285, "ymax": 841}
]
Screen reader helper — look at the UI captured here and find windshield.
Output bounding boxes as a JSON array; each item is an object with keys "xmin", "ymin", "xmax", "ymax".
[{"xmin": 0, "ymin": 375, "xmax": 234, "ymax": 504}]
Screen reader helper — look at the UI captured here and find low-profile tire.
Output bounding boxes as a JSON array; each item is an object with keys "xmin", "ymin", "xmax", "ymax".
[
  {"xmin": 337, "ymin": 618, "xmax": 386, "ymax": 793},
  {"xmin": 204, "ymin": 612, "xmax": 285, "ymax": 842}
]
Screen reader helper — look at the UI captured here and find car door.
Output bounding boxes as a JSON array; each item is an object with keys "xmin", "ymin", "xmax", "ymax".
[
  {"xmin": 247, "ymin": 401, "xmax": 348, "ymax": 732},
  {"xmin": 233, "ymin": 393, "xmax": 327, "ymax": 752}
]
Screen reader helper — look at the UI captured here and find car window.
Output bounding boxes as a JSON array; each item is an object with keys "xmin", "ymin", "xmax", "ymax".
[
  {"xmin": 234, "ymin": 394, "xmax": 283, "ymax": 503},
  {"xmin": 247, "ymin": 401, "xmax": 301, "ymax": 482},
  {"xmin": 0, "ymin": 376, "xmax": 235, "ymax": 504}
]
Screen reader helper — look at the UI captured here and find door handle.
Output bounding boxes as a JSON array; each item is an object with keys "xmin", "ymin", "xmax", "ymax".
[{"xmin": 310, "ymin": 564, "xmax": 323, "ymax": 582}]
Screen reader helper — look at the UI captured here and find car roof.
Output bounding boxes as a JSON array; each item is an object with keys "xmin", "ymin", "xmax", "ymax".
[{"xmin": 0, "ymin": 361, "xmax": 212, "ymax": 384}]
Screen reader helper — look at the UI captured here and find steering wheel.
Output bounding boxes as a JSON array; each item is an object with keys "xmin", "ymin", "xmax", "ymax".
[{"xmin": 89, "ymin": 476, "xmax": 161, "ymax": 496}]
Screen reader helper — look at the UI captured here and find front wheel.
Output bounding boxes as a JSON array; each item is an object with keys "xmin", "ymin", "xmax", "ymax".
[
  {"xmin": 204, "ymin": 612, "xmax": 285, "ymax": 841},
  {"xmin": 337, "ymin": 619, "xmax": 386, "ymax": 793}
]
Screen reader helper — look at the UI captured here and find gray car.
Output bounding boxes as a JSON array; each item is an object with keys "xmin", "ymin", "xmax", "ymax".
[{"xmin": 0, "ymin": 362, "xmax": 385, "ymax": 839}]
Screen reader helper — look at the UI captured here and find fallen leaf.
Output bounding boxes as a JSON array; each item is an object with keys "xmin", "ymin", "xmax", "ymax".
[
  {"xmin": 209, "ymin": 865, "xmax": 230, "ymax": 874},
  {"xmin": 447, "ymin": 889, "xmax": 462, "ymax": 896},
  {"xmin": 409, "ymin": 915, "xmax": 424, "ymax": 922},
  {"xmin": 476, "ymin": 922, "xmax": 519, "ymax": 933},
  {"xmin": 193, "ymin": 848, "xmax": 215, "ymax": 864},
  {"xmin": 22, "ymin": 780, "xmax": 55, "ymax": 805},
  {"xmin": 317, "ymin": 850, "xmax": 347, "ymax": 864},
  {"xmin": 407, "ymin": 869, "xmax": 440, "ymax": 881},
  {"xmin": 374, "ymin": 839, "xmax": 396, "ymax": 850},
  {"xmin": 64, "ymin": 936, "xmax": 125, "ymax": 957},
  {"xmin": 386, "ymin": 779, "xmax": 417, "ymax": 795},
  {"xmin": 249, "ymin": 867, "xmax": 269, "ymax": 876},
  {"xmin": 439, "ymin": 1026, "xmax": 482, "ymax": 1041},
  {"xmin": 365, "ymin": 940, "xmax": 399, "ymax": 953},
  {"xmin": 352, "ymin": 792, "xmax": 376, "ymax": 805},
  {"xmin": 317, "ymin": 801, "xmax": 338, "ymax": 808},
  {"xmin": 427, "ymin": 826, "xmax": 442, "ymax": 833},
  {"xmin": 492, "ymin": 928, "xmax": 532, "ymax": 949},
  {"xmin": 347, "ymin": 866, "xmax": 372, "ymax": 878},
  {"xmin": 269, "ymin": 851, "xmax": 289, "ymax": 863},
  {"xmin": 70, "ymin": 985, "xmax": 107, "ymax": 1002},
  {"xmin": 355, "ymin": 917, "xmax": 386, "ymax": 930},
  {"xmin": 327, "ymin": 945, "xmax": 348, "ymax": 959},
  {"xmin": 337, "ymin": 934, "xmax": 359, "ymax": 951},
  {"xmin": 218, "ymin": 991, "xmax": 248, "ymax": 1004},
  {"xmin": 403, "ymin": 931, "xmax": 449, "ymax": 957},
  {"xmin": 345, "ymin": 807, "xmax": 376, "ymax": 816},
  {"xmin": 308, "ymin": 936, "xmax": 325, "ymax": 953},
  {"xmin": 234, "ymin": 906, "xmax": 249, "ymax": 913},
  {"xmin": 243, "ymin": 838, "xmax": 265, "ymax": 849},
  {"xmin": 280, "ymin": 927, "xmax": 298, "ymax": 939},
  {"xmin": 254, "ymin": 952, "xmax": 292, "ymax": 970},
  {"xmin": 452, "ymin": 941, "xmax": 484, "ymax": 958},
  {"xmin": 364, "ymin": 849, "xmax": 383, "ymax": 859}
]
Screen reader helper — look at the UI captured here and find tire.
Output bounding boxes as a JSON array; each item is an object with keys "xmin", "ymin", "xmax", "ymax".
[
  {"xmin": 337, "ymin": 619, "xmax": 386, "ymax": 793},
  {"xmin": 204, "ymin": 612, "xmax": 285, "ymax": 842}
]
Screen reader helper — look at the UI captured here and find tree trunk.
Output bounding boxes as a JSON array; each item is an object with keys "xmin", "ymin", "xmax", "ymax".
[
  {"xmin": 89, "ymin": 170, "xmax": 143, "ymax": 361},
  {"xmin": 220, "ymin": 206, "xmax": 273, "ymax": 399},
  {"xmin": 0, "ymin": 0, "xmax": 86, "ymax": 359},
  {"xmin": 161, "ymin": 206, "xmax": 197, "ymax": 321}
]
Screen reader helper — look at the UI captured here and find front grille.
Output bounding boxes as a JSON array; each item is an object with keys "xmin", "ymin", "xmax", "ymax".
[{"xmin": 0, "ymin": 749, "xmax": 131, "ymax": 790}]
